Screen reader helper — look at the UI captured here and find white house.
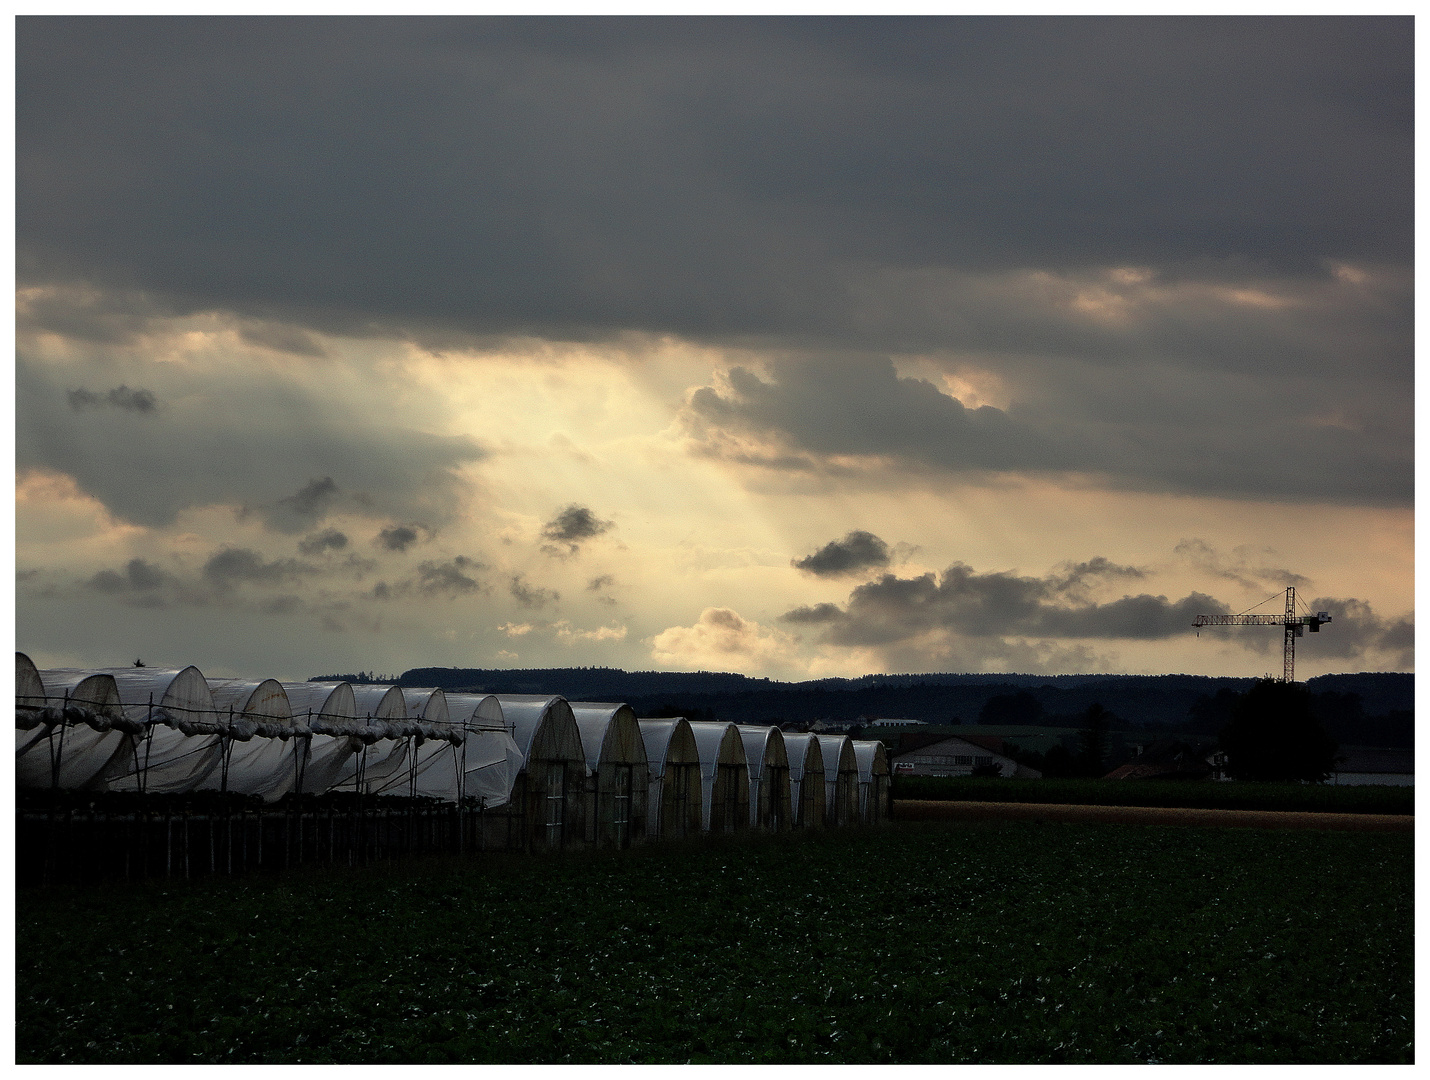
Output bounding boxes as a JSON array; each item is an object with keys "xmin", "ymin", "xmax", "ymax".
[{"xmin": 1329, "ymin": 746, "xmax": 1413, "ymax": 786}]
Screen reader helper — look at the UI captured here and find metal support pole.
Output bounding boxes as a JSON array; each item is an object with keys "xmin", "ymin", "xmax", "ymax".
[{"xmin": 1283, "ymin": 586, "xmax": 1297, "ymax": 683}]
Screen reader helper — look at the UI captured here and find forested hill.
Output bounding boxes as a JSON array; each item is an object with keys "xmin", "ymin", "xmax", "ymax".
[{"xmin": 309, "ymin": 667, "xmax": 1412, "ymax": 734}]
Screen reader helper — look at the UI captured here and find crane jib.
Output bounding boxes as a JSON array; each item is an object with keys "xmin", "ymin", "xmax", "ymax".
[{"xmin": 1191, "ymin": 587, "xmax": 1331, "ymax": 683}]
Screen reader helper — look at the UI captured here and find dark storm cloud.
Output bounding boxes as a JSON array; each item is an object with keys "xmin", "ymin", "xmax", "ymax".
[
  {"xmin": 376, "ymin": 525, "xmax": 421, "ymax": 552},
  {"xmin": 685, "ymin": 358, "xmax": 1412, "ymax": 504},
  {"xmin": 781, "ymin": 560, "xmax": 1226, "ymax": 646},
  {"xmin": 510, "ymin": 574, "xmax": 559, "ymax": 609},
  {"xmin": 14, "ymin": 18, "xmax": 1411, "ymax": 509},
  {"xmin": 414, "ymin": 556, "xmax": 484, "ymax": 597},
  {"xmin": 203, "ymin": 547, "xmax": 313, "ymax": 589},
  {"xmin": 781, "ymin": 602, "xmax": 844, "ymax": 624},
  {"xmin": 1047, "ymin": 557, "xmax": 1146, "ymax": 594},
  {"xmin": 260, "ymin": 477, "xmax": 339, "ymax": 534},
  {"xmin": 1298, "ymin": 597, "xmax": 1413, "ymax": 670},
  {"xmin": 297, "ymin": 527, "xmax": 349, "ymax": 555},
  {"xmin": 68, "ymin": 385, "xmax": 158, "ymax": 413},
  {"xmin": 793, "ymin": 531, "xmax": 891, "ymax": 577},
  {"xmin": 86, "ymin": 558, "xmax": 171, "ymax": 606},
  {"xmin": 17, "ymin": 357, "xmax": 485, "ymax": 528},
  {"xmin": 540, "ymin": 505, "xmax": 613, "ymax": 557},
  {"xmin": 16, "ymin": 17, "xmax": 1410, "ymax": 345}
]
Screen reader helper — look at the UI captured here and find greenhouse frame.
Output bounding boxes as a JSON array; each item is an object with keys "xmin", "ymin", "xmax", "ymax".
[
  {"xmin": 495, "ymin": 694, "xmax": 587, "ymax": 850},
  {"xmin": 636, "ymin": 718, "xmax": 703, "ymax": 840},
  {"xmin": 816, "ymin": 734, "xmax": 861, "ymax": 827},
  {"xmin": 93, "ymin": 667, "xmax": 225, "ymax": 795},
  {"xmin": 851, "ymin": 739, "xmax": 891, "ymax": 824},
  {"xmin": 780, "ymin": 732, "xmax": 827, "ymax": 828},
  {"xmin": 445, "ymin": 692, "xmax": 523, "ymax": 808},
  {"xmin": 569, "ymin": 701, "xmax": 649, "ymax": 848},
  {"xmin": 204, "ymin": 678, "xmax": 302, "ymax": 800},
  {"xmin": 279, "ymin": 681, "xmax": 364, "ymax": 796},
  {"xmin": 18, "ymin": 663, "xmax": 131, "ymax": 791},
  {"xmin": 16, "ymin": 653, "xmax": 891, "ymax": 882},
  {"xmin": 738, "ymin": 725, "xmax": 791, "ymax": 830},
  {"xmin": 686, "ymin": 721, "xmax": 750, "ymax": 834}
]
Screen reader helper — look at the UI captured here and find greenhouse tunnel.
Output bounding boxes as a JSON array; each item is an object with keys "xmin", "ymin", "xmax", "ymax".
[
  {"xmin": 816, "ymin": 734, "xmax": 861, "ymax": 827},
  {"xmin": 346, "ymin": 684, "xmax": 416, "ymax": 795},
  {"xmin": 280, "ymin": 681, "xmax": 363, "ymax": 796},
  {"xmin": 636, "ymin": 718, "xmax": 703, "ymax": 841},
  {"xmin": 495, "ymin": 694, "xmax": 586, "ymax": 850},
  {"xmin": 687, "ymin": 721, "xmax": 750, "ymax": 834},
  {"xmin": 19, "ymin": 663, "xmax": 131, "ymax": 791},
  {"xmin": 93, "ymin": 667, "xmax": 224, "ymax": 795},
  {"xmin": 445, "ymin": 692, "xmax": 522, "ymax": 808},
  {"xmin": 204, "ymin": 678, "xmax": 301, "ymax": 800},
  {"xmin": 738, "ymin": 725, "xmax": 791, "ymax": 830},
  {"xmin": 781, "ymin": 733, "xmax": 827, "ymax": 828},
  {"xmin": 851, "ymin": 739, "xmax": 891, "ymax": 824},
  {"xmin": 569, "ymin": 702, "xmax": 650, "ymax": 848}
]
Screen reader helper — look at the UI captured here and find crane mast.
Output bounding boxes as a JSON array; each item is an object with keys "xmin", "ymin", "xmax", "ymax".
[{"xmin": 1192, "ymin": 586, "xmax": 1331, "ymax": 683}]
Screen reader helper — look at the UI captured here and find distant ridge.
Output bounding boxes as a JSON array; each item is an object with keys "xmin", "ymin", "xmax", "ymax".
[{"xmin": 306, "ymin": 666, "xmax": 1412, "ymax": 741}]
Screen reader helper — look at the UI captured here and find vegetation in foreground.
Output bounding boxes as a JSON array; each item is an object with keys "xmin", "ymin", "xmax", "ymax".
[
  {"xmin": 18, "ymin": 822, "xmax": 1412, "ymax": 1064},
  {"xmin": 890, "ymin": 776, "xmax": 1413, "ymax": 815}
]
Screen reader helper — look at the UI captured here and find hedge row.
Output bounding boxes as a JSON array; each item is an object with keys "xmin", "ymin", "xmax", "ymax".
[{"xmin": 889, "ymin": 776, "xmax": 1412, "ymax": 815}]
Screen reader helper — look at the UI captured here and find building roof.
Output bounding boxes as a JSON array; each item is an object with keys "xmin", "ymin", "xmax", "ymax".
[
  {"xmin": 888, "ymin": 734, "xmax": 1017, "ymax": 763},
  {"xmin": 1104, "ymin": 738, "xmax": 1210, "ymax": 780}
]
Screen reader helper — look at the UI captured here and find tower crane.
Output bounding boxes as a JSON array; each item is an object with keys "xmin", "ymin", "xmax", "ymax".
[{"xmin": 1192, "ymin": 587, "xmax": 1331, "ymax": 684}]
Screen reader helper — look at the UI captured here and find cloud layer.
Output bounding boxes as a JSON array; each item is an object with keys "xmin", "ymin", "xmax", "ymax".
[
  {"xmin": 13, "ymin": 19, "xmax": 1412, "ymax": 681},
  {"xmin": 18, "ymin": 18, "xmax": 1411, "ymax": 346}
]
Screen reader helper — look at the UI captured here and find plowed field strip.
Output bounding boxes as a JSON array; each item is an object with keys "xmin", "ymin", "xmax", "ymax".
[{"xmin": 893, "ymin": 799, "xmax": 1413, "ymax": 832}]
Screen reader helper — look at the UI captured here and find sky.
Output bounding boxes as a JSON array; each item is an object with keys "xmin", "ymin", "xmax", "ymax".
[{"xmin": 14, "ymin": 16, "xmax": 1414, "ymax": 683}]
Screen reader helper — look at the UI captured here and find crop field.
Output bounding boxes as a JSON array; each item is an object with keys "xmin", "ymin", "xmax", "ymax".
[
  {"xmin": 17, "ymin": 821, "xmax": 1412, "ymax": 1064},
  {"xmin": 891, "ymin": 776, "xmax": 1414, "ymax": 815}
]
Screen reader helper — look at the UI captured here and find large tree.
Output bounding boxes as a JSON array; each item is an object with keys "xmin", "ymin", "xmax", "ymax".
[{"xmin": 1219, "ymin": 680, "xmax": 1339, "ymax": 782}]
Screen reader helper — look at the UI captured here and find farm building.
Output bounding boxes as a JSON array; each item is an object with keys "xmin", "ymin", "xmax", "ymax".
[
  {"xmin": 686, "ymin": 721, "xmax": 750, "ymax": 833},
  {"xmin": 18, "ymin": 662, "xmax": 133, "ymax": 791},
  {"xmin": 889, "ymin": 733, "xmax": 1027, "ymax": 779},
  {"xmin": 816, "ymin": 734, "xmax": 860, "ymax": 827},
  {"xmin": 280, "ymin": 682, "xmax": 364, "ymax": 795},
  {"xmin": 495, "ymin": 694, "xmax": 587, "ymax": 849},
  {"xmin": 738, "ymin": 725, "xmax": 791, "ymax": 830},
  {"xmin": 780, "ymin": 732, "xmax": 826, "ymax": 828},
  {"xmin": 569, "ymin": 702, "xmax": 649, "ymax": 848},
  {"xmin": 851, "ymin": 739, "xmax": 891, "ymax": 824},
  {"xmin": 636, "ymin": 718, "xmax": 704, "ymax": 840},
  {"xmin": 204, "ymin": 678, "xmax": 303, "ymax": 799},
  {"xmin": 445, "ymin": 693, "xmax": 523, "ymax": 807}
]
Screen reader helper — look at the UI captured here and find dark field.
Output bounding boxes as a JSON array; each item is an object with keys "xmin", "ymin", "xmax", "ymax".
[
  {"xmin": 17, "ymin": 821, "xmax": 1413, "ymax": 1064},
  {"xmin": 891, "ymin": 776, "xmax": 1414, "ymax": 815}
]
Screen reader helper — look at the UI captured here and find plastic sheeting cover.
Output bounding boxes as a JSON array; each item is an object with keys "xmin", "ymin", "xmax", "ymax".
[
  {"xmin": 16, "ymin": 653, "xmax": 46, "ymax": 727},
  {"xmin": 494, "ymin": 694, "xmax": 575, "ymax": 761},
  {"xmin": 445, "ymin": 693, "xmax": 523, "ymax": 807},
  {"xmin": 568, "ymin": 702, "xmax": 645, "ymax": 774},
  {"xmin": 19, "ymin": 670, "xmax": 130, "ymax": 791}
]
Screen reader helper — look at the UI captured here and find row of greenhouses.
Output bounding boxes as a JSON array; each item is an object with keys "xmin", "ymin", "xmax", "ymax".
[{"xmin": 16, "ymin": 654, "xmax": 890, "ymax": 851}]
